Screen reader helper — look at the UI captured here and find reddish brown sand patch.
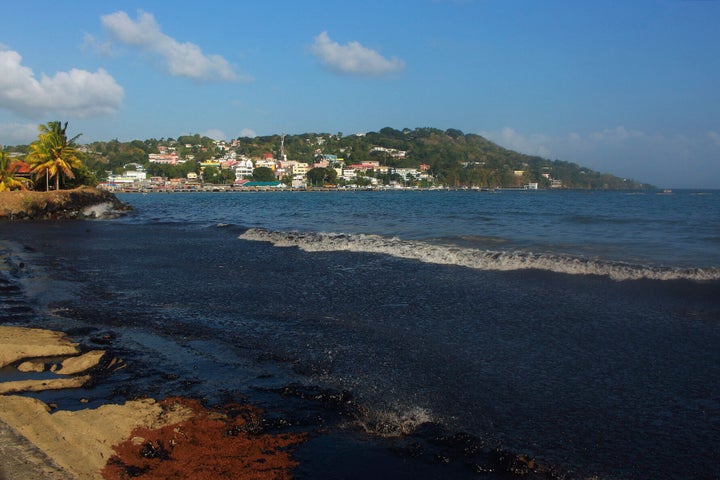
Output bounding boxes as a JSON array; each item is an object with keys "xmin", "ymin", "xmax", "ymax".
[{"xmin": 102, "ymin": 398, "xmax": 307, "ymax": 480}]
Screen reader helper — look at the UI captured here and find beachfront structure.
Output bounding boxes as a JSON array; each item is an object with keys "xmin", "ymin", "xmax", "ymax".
[
  {"xmin": 394, "ymin": 168, "xmax": 422, "ymax": 181},
  {"xmin": 106, "ymin": 169, "xmax": 147, "ymax": 185},
  {"xmin": 340, "ymin": 168, "xmax": 357, "ymax": 181}
]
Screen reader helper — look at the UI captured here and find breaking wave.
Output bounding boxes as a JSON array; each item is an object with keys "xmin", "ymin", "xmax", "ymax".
[
  {"xmin": 238, "ymin": 228, "xmax": 720, "ymax": 282},
  {"xmin": 352, "ymin": 403, "xmax": 435, "ymax": 437}
]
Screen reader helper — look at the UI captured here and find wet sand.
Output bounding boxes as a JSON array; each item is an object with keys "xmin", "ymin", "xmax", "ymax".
[{"xmin": 0, "ymin": 326, "xmax": 307, "ymax": 480}]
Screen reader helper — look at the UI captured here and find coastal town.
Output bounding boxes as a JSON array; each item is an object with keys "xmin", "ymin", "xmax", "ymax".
[
  {"xmin": 96, "ymin": 136, "xmax": 548, "ymax": 192},
  {"xmin": 3, "ymin": 125, "xmax": 650, "ymax": 195}
]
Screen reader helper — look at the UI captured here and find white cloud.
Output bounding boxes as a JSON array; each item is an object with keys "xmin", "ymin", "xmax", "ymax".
[
  {"xmin": 101, "ymin": 10, "xmax": 244, "ymax": 83},
  {"xmin": 82, "ymin": 33, "xmax": 116, "ymax": 57},
  {"xmin": 311, "ymin": 31, "xmax": 405, "ymax": 77},
  {"xmin": 708, "ymin": 130, "xmax": 720, "ymax": 146},
  {"xmin": 201, "ymin": 129, "xmax": 226, "ymax": 141},
  {"xmin": 0, "ymin": 47, "xmax": 124, "ymax": 119},
  {"xmin": 0, "ymin": 122, "xmax": 40, "ymax": 145},
  {"xmin": 238, "ymin": 128, "xmax": 257, "ymax": 138},
  {"xmin": 487, "ymin": 127, "xmax": 553, "ymax": 158},
  {"xmin": 480, "ymin": 126, "xmax": 720, "ymax": 188}
]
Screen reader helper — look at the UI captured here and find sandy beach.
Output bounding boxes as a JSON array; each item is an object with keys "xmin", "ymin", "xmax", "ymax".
[{"xmin": 0, "ymin": 326, "xmax": 306, "ymax": 480}]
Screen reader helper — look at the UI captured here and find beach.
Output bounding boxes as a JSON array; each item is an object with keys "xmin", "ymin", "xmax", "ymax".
[
  {"xmin": 1, "ymin": 190, "xmax": 718, "ymax": 479},
  {"xmin": 0, "ymin": 326, "xmax": 307, "ymax": 480}
]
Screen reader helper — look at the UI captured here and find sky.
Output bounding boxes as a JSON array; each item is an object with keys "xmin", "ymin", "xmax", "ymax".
[{"xmin": 1, "ymin": 0, "xmax": 719, "ymax": 188}]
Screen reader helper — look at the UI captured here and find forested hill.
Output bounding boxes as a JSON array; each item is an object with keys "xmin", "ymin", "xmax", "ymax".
[
  {"xmin": 58, "ymin": 126, "xmax": 655, "ymax": 189},
  {"xmin": 240, "ymin": 127, "xmax": 650, "ymax": 189}
]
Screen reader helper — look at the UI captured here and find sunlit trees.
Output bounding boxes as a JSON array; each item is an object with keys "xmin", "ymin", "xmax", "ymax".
[
  {"xmin": 26, "ymin": 121, "xmax": 83, "ymax": 191},
  {"xmin": 0, "ymin": 150, "xmax": 30, "ymax": 191}
]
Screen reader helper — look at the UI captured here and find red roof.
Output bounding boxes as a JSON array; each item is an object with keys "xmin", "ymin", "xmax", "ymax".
[{"xmin": 14, "ymin": 161, "xmax": 31, "ymax": 174}]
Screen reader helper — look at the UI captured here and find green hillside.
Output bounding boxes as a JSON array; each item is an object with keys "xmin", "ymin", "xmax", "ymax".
[
  {"xmin": 5, "ymin": 126, "xmax": 651, "ymax": 190},
  {"xmin": 235, "ymin": 127, "xmax": 651, "ymax": 189}
]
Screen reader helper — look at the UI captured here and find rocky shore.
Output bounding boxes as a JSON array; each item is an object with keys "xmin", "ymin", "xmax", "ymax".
[
  {"xmin": 0, "ymin": 188, "xmax": 129, "ymax": 220},
  {"xmin": 0, "ymin": 326, "xmax": 306, "ymax": 480}
]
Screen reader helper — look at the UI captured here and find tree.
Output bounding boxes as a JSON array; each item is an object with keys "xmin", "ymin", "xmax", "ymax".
[
  {"xmin": 0, "ymin": 150, "xmax": 30, "ymax": 191},
  {"xmin": 252, "ymin": 166, "xmax": 276, "ymax": 182},
  {"xmin": 202, "ymin": 165, "xmax": 222, "ymax": 184},
  {"xmin": 306, "ymin": 167, "xmax": 337, "ymax": 187},
  {"xmin": 26, "ymin": 121, "xmax": 83, "ymax": 191}
]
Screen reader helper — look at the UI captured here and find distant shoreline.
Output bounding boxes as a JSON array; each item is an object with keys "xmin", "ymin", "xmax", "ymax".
[{"xmin": 107, "ymin": 185, "xmax": 669, "ymax": 194}]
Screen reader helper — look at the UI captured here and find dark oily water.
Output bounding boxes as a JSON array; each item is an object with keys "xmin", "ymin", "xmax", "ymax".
[
  {"xmin": 1, "ymin": 190, "xmax": 719, "ymax": 480},
  {"xmin": 116, "ymin": 190, "xmax": 720, "ymax": 269}
]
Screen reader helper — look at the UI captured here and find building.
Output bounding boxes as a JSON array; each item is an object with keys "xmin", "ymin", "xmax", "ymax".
[
  {"xmin": 234, "ymin": 159, "xmax": 254, "ymax": 178},
  {"xmin": 292, "ymin": 162, "xmax": 309, "ymax": 176},
  {"xmin": 240, "ymin": 181, "xmax": 285, "ymax": 189},
  {"xmin": 148, "ymin": 153, "xmax": 180, "ymax": 165},
  {"xmin": 341, "ymin": 168, "xmax": 357, "ymax": 181}
]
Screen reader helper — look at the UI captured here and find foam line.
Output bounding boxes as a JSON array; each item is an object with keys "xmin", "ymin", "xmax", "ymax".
[{"xmin": 239, "ymin": 228, "xmax": 720, "ymax": 282}]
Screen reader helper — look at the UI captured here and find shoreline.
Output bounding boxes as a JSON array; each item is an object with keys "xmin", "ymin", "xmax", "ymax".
[
  {"xmin": 0, "ymin": 188, "xmax": 129, "ymax": 221},
  {"xmin": 0, "ymin": 326, "xmax": 307, "ymax": 480},
  {"xmin": 0, "ymin": 323, "xmax": 555, "ymax": 480},
  {"xmin": 4, "ymin": 195, "xmax": 717, "ymax": 478}
]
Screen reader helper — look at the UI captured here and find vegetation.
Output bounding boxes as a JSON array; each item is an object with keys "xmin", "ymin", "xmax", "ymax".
[
  {"xmin": 226, "ymin": 127, "xmax": 649, "ymax": 189},
  {"xmin": 2, "ymin": 124, "xmax": 652, "ymax": 190},
  {"xmin": 252, "ymin": 167, "xmax": 276, "ymax": 182},
  {"xmin": 0, "ymin": 150, "xmax": 30, "ymax": 191},
  {"xmin": 26, "ymin": 122, "xmax": 87, "ymax": 191},
  {"xmin": 306, "ymin": 167, "xmax": 338, "ymax": 187}
]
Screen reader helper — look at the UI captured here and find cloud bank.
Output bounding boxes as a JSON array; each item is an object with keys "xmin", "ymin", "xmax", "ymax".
[
  {"xmin": 201, "ymin": 129, "xmax": 226, "ymax": 141},
  {"xmin": 0, "ymin": 47, "xmax": 123, "ymax": 119},
  {"xmin": 0, "ymin": 122, "xmax": 40, "ymax": 145},
  {"xmin": 480, "ymin": 126, "xmax": 720, "ymax": 188},
  {"xmin": 101, "ymin": 10, "xmax": 242, "ymax": 83},
  {"xmin": 311, "ymin": 31, "xmax": 405, "ymax": 77},
  {"xmin": 238, "ymin": 128, "xmax": 257, "ymax": 138}
]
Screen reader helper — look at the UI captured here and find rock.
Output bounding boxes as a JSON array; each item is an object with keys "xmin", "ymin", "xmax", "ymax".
[
  {"xmin": 17, "ymin": 360, "xmax": 46, "ymax": 373},
  {"xmin": 0, "ymin": 187, "xmax": 130, "ymax": 221},
  {"xmin": 57, "ymin": 350, "xmax": 105, "ymax": 375},
  {"xmin": 0, "ymin": 327, "xmax": 79, "ymax": 368},
  {"xmin": 0, "ymin": 375, "xmax": 92, "ymax": 395}
]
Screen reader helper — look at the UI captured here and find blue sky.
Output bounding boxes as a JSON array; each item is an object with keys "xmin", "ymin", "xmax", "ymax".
[{"xmin": 1, "ymin": 0, "xmax": 719, "ymax": 188}]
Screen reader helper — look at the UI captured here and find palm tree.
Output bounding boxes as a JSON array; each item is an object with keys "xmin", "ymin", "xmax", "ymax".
[
  {"xmin": 0, "ymin": 150, "xmax": 31, "ymax": 191},
  {"xmin": 26, "ymin": 121, "xmax": 83, "ymax": 191}
]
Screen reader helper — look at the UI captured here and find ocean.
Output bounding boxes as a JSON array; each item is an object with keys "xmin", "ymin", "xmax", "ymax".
[{"xmin": 1, "ymin": 189, "xmax": 719, "ymax": 479}]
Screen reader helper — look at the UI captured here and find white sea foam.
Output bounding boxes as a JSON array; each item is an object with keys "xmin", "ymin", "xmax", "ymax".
[
  {"xmin": 81, "ymin": 202, "xmax": 116, "ymax": 219},
  {"xmin": 353, "ymin": 403, "xmax": 434, "ymax": 437},
  {"xmin": 239, "ymin": 228, "xmax": 720, "ymax": 282}
]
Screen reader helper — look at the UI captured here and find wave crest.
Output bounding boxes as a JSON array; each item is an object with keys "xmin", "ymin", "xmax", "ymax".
[{"xmin": 238, "ymin": 228, "xmax": 720, "ymax": 282}]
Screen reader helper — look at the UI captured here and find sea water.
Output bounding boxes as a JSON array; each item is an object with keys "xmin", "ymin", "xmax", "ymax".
[
  {"xmin": 119, "ymin": 189, "xmax": 720, "ymax": 277},
  {"xmin": 1, "ymin": 189, "xmax": 718, "ymax": 479}
]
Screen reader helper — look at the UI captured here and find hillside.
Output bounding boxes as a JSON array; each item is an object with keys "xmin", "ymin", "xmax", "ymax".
[
  {"xmin": 243, "ymin": 127, "xmax": 651, "ymax": 189},
  {"xmin": 65, "ymin": 127, "xmax": 654, "ymax": 190}
]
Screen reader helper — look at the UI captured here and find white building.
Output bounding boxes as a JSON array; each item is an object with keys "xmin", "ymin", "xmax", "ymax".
[
  {"xmin": 106, "ymin": 169, "xmax": 147, "ymax": 185},
  {"xmin": 234, "ymin": 159, "xmax": 254, "ymax": 178}
]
